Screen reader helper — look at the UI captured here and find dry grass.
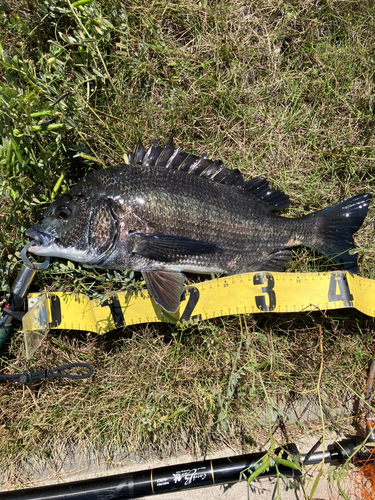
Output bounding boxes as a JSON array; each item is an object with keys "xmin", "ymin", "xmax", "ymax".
[{"xmin": 1, "ymin": 0, "xmax": 375, "ymax": 495}]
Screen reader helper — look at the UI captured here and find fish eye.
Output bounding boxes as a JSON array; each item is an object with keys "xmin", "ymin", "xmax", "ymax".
[{"xmin": 56, "ymin": 205, "xmax": 72, "ymax": 220}]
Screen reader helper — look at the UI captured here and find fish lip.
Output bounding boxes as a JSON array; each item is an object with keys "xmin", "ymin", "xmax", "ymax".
[{"xmin": 25, "ymin": 228, "xmax": 55, "ymax": 250}]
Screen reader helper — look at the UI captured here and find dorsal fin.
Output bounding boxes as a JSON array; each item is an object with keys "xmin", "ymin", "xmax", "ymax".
[
  {"xmin": 240, "ymin": 177, "xmax": 290, "ymax": 210},
  {"xmin": 133, "ymin": 140, "xmax": 146, "ymax": 165},
  {"xmin": 128, "ymin": 137, "xmax": 290, "ymax": 211}
]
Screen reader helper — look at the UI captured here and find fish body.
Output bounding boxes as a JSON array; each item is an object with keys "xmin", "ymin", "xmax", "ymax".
[{"xmin": 26, "ymin": 138, "xmax": 372, "ymax": 312}]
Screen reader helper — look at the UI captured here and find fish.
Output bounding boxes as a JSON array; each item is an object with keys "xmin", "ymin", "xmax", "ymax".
[{"xmin": 25, "ymin": 137, "xmax": 372, "ymax": 313}]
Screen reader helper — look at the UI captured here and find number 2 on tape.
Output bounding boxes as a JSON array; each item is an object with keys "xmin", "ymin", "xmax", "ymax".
[
  {"xmin": 179, "ymin": 287, "xmax": 202, "ymax": 322},
  {"xmin": 253, "ymin": 273, "xmax": 276, "ymax": 312}
]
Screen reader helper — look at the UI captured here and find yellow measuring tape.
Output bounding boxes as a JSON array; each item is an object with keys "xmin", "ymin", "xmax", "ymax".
[{"xmin": 23, "ymin": 271, "xmax": 375, "ymax": 339}]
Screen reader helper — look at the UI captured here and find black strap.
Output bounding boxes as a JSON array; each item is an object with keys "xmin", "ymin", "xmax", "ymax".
[
  {"xmin": 1, "ymin": 292, "xmax": 26, "ymax": 321},
  {"xmin": 2, "ymin": 309, "xmax": 25, "ymax": 321},
  {"xmin": 0, "ymin": 362, "xmax": 93, "ymax": 384}
]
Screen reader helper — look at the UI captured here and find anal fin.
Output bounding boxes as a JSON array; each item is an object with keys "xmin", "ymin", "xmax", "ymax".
[
  {"xmin": 259, "ymin": 250, "xmax": 292, "ymax": 272},
  {"xmin": 142, "ymin": 270, "xmax": 185, "ymax": 313}
]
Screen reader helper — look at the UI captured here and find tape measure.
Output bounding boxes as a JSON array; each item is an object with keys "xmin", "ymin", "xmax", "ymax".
[{"xmin": 23, "ymin": 270, "xmax": 375, "ymax": 338}]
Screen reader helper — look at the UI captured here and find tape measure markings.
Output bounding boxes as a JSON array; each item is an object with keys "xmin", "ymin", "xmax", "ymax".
[{"xmin": 24, "ymin": 271, "xmax": 375, "ymax": 335}]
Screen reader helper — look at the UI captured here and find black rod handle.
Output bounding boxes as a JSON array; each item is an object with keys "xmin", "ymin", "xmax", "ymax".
[{"xmin": 0, "ymin": 450, "xmax": 300, "ymax": 499}]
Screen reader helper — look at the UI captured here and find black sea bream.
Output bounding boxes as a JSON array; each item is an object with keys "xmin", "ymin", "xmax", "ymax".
[{"xmin": 25, "ymin": 138, "xmax": 371, "ymax": 312}]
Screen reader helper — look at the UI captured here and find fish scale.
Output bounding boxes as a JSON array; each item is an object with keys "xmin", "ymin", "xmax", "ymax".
[
  {"xmin": 109, "ymin": 170, "xmax": 266, "ymax": 270},
  {"xmin": 25, "ymin": 138, "xmax": 371, "ymax": 312}
]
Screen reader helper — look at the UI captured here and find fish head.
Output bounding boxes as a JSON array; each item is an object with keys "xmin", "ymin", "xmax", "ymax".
[{"xmin": 25, "ymin": 194, "xmax": 118, "ymax": 264}]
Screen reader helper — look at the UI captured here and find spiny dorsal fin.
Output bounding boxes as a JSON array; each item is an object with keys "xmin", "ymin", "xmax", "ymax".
[
  {"xmin": 133, "ymin": 140, "xmax": 146, "ymax": 165},
  {"xmin": 128, "ymin": 137, "xmax": 290, "ymax": 211}
]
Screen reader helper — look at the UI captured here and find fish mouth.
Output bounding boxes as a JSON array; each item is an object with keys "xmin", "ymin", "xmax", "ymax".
[{"xmin": 25, "ymin": 228, "xmax": 55, "ymax": 254}]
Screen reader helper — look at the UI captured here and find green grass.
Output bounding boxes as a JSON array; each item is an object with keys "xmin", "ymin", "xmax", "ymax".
[{"xmin": 1, "ymin": 0, "xmax": 375, "ymax": 496}]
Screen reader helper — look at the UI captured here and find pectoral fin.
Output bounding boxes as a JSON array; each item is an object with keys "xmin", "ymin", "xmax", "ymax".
[
  {"xmin": 132, "ymin": 233, "xmax": 221, "ymax": 262},
  {"xmin": 142, "ymin": 270, "xmax": 185, "ymax": 313}
]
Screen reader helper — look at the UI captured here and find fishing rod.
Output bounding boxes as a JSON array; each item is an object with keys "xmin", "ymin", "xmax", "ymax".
[{"xmin": 1, "ymin": 437, "xmax": 373, "ymax": 500}]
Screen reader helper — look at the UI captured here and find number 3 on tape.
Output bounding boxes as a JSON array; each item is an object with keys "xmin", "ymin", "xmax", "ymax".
[{"xmin": 253, "ymin": 273, "xmax": 276, "ymax": 312}]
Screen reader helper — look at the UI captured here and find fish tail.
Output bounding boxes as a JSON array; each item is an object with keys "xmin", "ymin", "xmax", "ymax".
[{"xmin": 310, "ymin": 193, "xmax": 372, "ymax": 273}]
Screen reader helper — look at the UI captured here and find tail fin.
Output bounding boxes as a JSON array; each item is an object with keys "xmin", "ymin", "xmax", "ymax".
[{"xmin": 311, "ymin": 193, "xmax": 371, "ymax": 273}]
